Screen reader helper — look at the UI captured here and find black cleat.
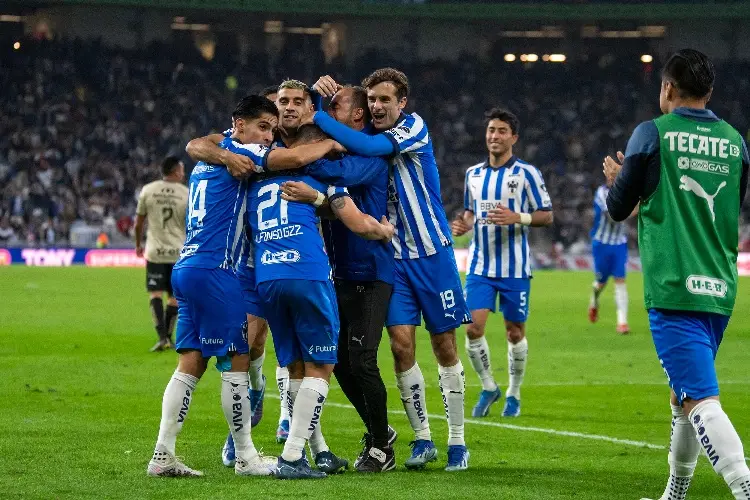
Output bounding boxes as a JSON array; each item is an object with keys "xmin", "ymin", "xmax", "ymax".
[{"xmin": 355, "ymin": 446, "xmax": 396, "ymax": 473}]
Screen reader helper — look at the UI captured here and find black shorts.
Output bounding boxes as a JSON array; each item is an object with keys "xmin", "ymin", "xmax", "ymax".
[
  {"xmin": 335, "ymin": 279, "xmax": 392, "ymax": 351},
  {"xmin": 146, "ymin": 261, "xmax": 175, "ymax": 295}
]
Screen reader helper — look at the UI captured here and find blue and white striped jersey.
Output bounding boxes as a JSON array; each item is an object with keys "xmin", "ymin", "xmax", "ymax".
[
  {"xmin": 383, "ymin": 113, "xmax": 453, "ymax": 259},
  {"xmin": 591, "ymin": 185, "xmax": 627, "ymax": 245},
  {"xmin": 464, "ymin": 156, "xmax": 552, "ymax": 279},
  {"xmin": 174, "ymin": 159, "xmax": 248, "ymax": 271}
]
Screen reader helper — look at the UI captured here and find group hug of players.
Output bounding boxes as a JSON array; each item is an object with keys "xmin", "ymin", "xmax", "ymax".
[{"xmin": 135, "ymin": 50, "xmax": 750, "ymax": 499}]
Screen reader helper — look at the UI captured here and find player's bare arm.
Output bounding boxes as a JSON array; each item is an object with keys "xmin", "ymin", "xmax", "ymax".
[
  {"xmin": 487, "ymin": 205, "xmax": 553, "ymax": 227},
  {"xmin": 280, "ymin": 181, "xmax": 336, "ymax": 219},
  {"xmin": 185, "ymin": 134, "xmax": 257, "ymax": 178},
  {"xmin": 266, "ymin": 140, "xmax": 341, "ymax": 171},
  {"xmin": 330, "ymin": 195, "xmax": 394, "ymax": 243},
  {"xmin": 134, "ymin": 214, "xmax": 146, "ymax": 258}
]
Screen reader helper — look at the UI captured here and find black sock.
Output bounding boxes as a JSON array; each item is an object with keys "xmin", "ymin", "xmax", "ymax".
[
  {"xmin": 164, "ymin": 304, "xmax": 178, "ymax": 341},
  {"xmin": 149, "ymin": 297, "xmax": 166, "ymax": 340}
]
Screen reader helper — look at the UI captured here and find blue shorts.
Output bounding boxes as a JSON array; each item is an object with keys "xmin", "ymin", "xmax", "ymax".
[
  {"xmin": 592, "ymin": 241, "xmax": 628, "ymax": 283},
  {"xmin": 258, "ymin": 279, "xmax": 339, "ymax": 367},
  {"xmin": 649, "ymin": 308, "xmax": 729, "ymax": 405},
  {"xmin": 172, "ymin": 267, "xmax": 249, "ymax": 358},
  {"xmin": 237, "ymin": 265, "xmax": 265, "ymax": 319},
  {"xmin": 386, "ymin": 247, "xmax": 471, "ymax": 334},
  {"xmin": 465, "ymin": 275, "xmax": 530, "ymax": 323}
]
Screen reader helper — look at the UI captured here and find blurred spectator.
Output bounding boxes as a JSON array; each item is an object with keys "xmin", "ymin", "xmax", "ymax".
[{"xmin": 1, "ymin": 37, "xmax": 748, "ymax": 252}]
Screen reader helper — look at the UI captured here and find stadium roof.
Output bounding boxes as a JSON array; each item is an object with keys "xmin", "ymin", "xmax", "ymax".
[{"xmin": 11, "ymin": 0, "xmax": 750, "ymax": 20}]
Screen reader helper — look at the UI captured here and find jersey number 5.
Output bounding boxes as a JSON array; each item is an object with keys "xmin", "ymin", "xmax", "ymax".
[
  {"xmin": 257, "ymin": 183, "xmax": 289, "ymax": 230},
  {"xmin": 188, "ymin": 179, "xmax": 207, "ymax": 229}
]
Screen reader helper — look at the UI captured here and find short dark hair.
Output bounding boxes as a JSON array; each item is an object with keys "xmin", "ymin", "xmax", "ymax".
[
  {"xmin": 260, "ymin": 85, "xmax": 278, "ymax": 99},
  {"xmin": 293, "ymin": 124, "xmax": 329, "ymax": 146},
  {"xmin": 348, "ymin": 85, "xmax": 371, "ymax": 123},
  {"xmin": 484, "ymin": 107, "xmax": 520, "ymax": 135},
  {"xmin": 232, "ymin": 94, "xmax": 279, "ymax": 121},
  {"xmin": 161, "ymin": 156, "xmax": 182, "ymax": 176},
  {"xmin": 278, "ymin": 79, "xmax": 311, "ymax": 98},
  {"xmin": 662, "ymin": 48, "xmax": 715, "ymax": 100},
  {"xmin": 361, "ymin": 68, "xmax": 410, "ymax": 100}
]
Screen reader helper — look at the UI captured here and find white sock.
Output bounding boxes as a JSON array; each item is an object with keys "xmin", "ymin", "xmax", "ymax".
[
  {"xmin": 155, "ymin": 371, "xmax": 198, "ymax": 456},
  {"xmin": 658, "ymin": 404, "xmax": 699, "ymax": 500},
  {"xmin": 615, "ymin": 282, "xmax": 628, "ymax": 325},
  {"xmin": 506, "ymin": 337, "xmax": 528, "ymax": 399},
  {"xmin": 309, "ymin": 426, "xmax": 329, "ymax": 457},
  {"xmin": 221, "ymin": 371, "xmax": 258, "ymax": 460},
  {"xmin": 466, "ymin": 336, "xmax": 498, "ymax": 391},
  {"xmin": 282, "ymin": 377, "xmax": 329, "ymax": 462},
  {"xmin": 396, "ymin": 363, "xmax": 431, "ymax": 441},
  {"xmin": 689, "ymin": 399, "xmax": 750, "ymax": 499},
  {"xmin": 590, "ymin": 281, "xmax": 604, "ymax": 308},
  {"xmin": 249, "ymin": 350, "xmax": 265, "ymax": 391},
  {"xmin": 438, "ymin": 361, "xmax": 465, "ymax": 447},
  {"xmin": 277, "ymin": 366, "xmax": 290, "ymax": 423}
]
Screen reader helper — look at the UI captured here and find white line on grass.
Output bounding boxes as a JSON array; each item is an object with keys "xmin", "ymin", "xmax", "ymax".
[{"xmin": 267, "ymin": 394, "xmax": 750, "ymax": 460}]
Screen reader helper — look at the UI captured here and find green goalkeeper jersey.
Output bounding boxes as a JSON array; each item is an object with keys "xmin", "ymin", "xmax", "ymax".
[{"xmin": 638, "ymin": 112, "xmax": 744, "ymax": 315}]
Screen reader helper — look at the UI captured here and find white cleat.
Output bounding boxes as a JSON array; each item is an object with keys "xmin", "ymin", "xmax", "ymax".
[
  {"xmin": 147, "ymin": 450, "xmax": 203, "ymax": 477},
  {"xmin": 235, "ymin": 453, "xmax": 277, "ymax": 476}
]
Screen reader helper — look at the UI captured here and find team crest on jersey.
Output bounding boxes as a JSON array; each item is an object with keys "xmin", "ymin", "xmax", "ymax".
[
  {"xmin": 398, "ymin": 125, "xmax": 411, "ymax": 135},
  {"xmin": 507, "ymin": 179, "xmax": 519, "ymax": 193}
]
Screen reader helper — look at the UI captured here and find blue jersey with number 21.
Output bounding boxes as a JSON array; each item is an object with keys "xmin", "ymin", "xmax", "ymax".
[{"xmin": 248, "ymin": 171, "xmax": 348, "ymax": 284}]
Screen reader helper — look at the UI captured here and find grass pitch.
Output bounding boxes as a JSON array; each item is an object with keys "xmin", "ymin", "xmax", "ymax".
[{"xmin": 1, "ymin": 268, "xmax": 748, "ymax": 499}]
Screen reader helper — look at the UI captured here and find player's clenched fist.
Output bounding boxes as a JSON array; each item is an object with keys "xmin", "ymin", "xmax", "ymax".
[
  {"xmin": 487, "ymin": 205, "xmax": 521, "ymax": 225},
  {"xmin": 313, "ymin": 75, "xmax": 342, "ymax": 98},
  {"xmin": 451, "ymin": 217, "xmax": 471, "ymax": 236},
  {"xmin": 378, "ymin": 216, "xmax": 395, "ymax": 243}
]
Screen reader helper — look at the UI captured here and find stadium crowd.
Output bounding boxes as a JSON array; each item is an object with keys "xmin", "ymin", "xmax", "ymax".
[{"xmin": 2, "ymin": 37, "xmax": 749, "ymax": 249}]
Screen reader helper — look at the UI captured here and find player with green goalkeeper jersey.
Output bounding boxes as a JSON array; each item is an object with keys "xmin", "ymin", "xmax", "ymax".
[{"xmin": 604, "ymin": 48, "xmax": 750, "ymax": 500}]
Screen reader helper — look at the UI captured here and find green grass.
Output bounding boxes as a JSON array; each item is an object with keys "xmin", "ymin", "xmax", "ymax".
[{"xmin": 1, "ymin": 268, "xmax": 748, "ymax": 499}]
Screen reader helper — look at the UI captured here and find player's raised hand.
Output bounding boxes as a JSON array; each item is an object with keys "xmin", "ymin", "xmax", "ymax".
[
  {"xmin": 603, "ymin": 151, "xmax": 624, "ymax": 185},
  {"xmin": 451, "ymin": 216, "xmax": 471, "ymax": 236},
  {"xmin": 280, "ymin": 181, "xmax": 320, "ymax": 203},
  {"xmin": 223, "ymin": 151, "xmax": 256, "ymax": 178},
  {"xmin": 487, "ymin": 204, "xmax": 521, "ymax": 226},
  {"xmin": 379, "ymin": 216, "xmax": 395, "ymax": 243},
  {"xmin": 313, "ymin": 75, "xmax": 342, "ymax": 98}
]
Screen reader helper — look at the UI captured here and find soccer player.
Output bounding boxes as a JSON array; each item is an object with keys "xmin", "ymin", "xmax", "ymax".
[
  {"xmin": 186, "ymin": 80, "xmax": 325, "ymax": 446},
  {"xmin": 281, "ymin": 86, "xmax": 398, "ymax": 472},
  {"xmin": 311, "ymin": 69, "xmax": 472, "ymax": 471},
  {"xmin": 147, "ymin": 95, "xmax": 280, "ymax": 478},
  {"xmin": 231, "ymin": 124, "xmax": 394, "ymax": 478},
  {"xmin": 134, "ymin": 156, "xmax": 188, "ymax": 352},
  {"xmin": 588, "ymin": 180, "xmax": 634, "ymax": 334},
  {"xmin": 451, "ymin": 108, "xmax": 553, "ymax": 419},
  {"xmin": 603, "ymin": 49, "xmax": 750, "ymax": 500}
]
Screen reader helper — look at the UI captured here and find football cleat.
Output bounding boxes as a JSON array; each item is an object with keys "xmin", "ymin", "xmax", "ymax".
[
  {"xmin": 147, "ymin": 450, "xmax": 203, "ymax": 477},
  {"xmin": 617, "ymin": 324, "xmax": 630, "ymax": 335},
  {"xmin": 356, "ymin": 446, "xmax": 396, "ymax": 473},
  {"xmin": 276, "ymin": 419, "xmax": 290, "ymax": 443},
  {"xmin": 445, "ymin": 445, "xmax": 470, "ymax": 471},
  {"xmin": 314, "ymin": 450, "xmax": 349, "ymax": 474},
  {"xmin": 471, "ymin": 387, "xmax": 502, "ymax": 417},
  {"xmin": 149, "ymin": 339, "xmax": 170, "ymax": 352},
  {"xmin": 250, "ymin": 375, "xmax": 266, "ymax": 428},
  {"xmin": 276, "ymin": 456, "xmax": 327, "ymax": 479},
  {"xmin": 588, "ymin": 306, "xmax": 599, "ymax": 323},
  {"xmin": 502, "ymin": 395, "xmax": 521, "ymax": 417},
  {"xmin": 404, "ymin": 440, "xmax": 438, "ymax": 470},
  {"xmin": 355, "ymin": 425, "xmax": 398, "ymax": 468},
  {"xmin": 235, "ymin": 453, "xmax": 276, "ymax": 476},
  {"xmin": 221, "ymin": 433, "xmax": 235, "ymax": 467}
]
